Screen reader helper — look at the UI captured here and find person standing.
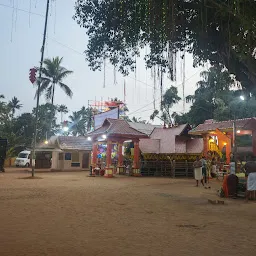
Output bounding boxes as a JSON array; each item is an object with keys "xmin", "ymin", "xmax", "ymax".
[
  {"xmin": 229, "ymin": 157, "xmax": 236, "ymax": 175},
  {"xmin": 211, "ymin": 157, "xmax": 217, "ymax": 178},
  {"xmin": 193, "ymin": 156, "xmax": 204, "ymax": 187},
  {"xmin": 201, "ymin": 156, "xmax": 207, "ymax": 184},
  {"xmin": 244, "ymin": 158, "xmax": 256, "ymax": 202}
]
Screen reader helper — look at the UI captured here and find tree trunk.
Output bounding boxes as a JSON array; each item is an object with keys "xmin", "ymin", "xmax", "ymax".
[{"xmin": 51, "ymin": 84, "xmax": 55, "ymax": 105}]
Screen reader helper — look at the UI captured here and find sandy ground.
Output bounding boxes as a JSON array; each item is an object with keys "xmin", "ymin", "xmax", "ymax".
[{"xmin": 0, "ymin": 169, "xmax": 256, "ymax": 256}]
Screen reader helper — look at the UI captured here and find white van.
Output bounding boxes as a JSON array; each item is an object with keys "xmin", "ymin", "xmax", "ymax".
[{"xmin": 15, "ymin": 150, "xmax": 32, "ymax": 167}]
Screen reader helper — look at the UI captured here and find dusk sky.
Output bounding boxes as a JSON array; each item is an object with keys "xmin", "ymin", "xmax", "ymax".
[{"xmin": 1, "ymin": 0, "xmax": 205, "ymax": 123}]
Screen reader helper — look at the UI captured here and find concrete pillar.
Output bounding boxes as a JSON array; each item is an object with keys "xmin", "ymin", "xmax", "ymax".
[
  {"xmin": 92, "ymin": 143, "xmax": 98, "ymax": 168},
  {"xmin": 133, "ymin": 141, "xmax": 141, "ymax": 176},
  {"xmin": 117, "ymin": 141, "xmax": 125, "ymax": 174},
  {"xmin": 105, "ymin": 140, "xmax": 113, "ymax": 178}
]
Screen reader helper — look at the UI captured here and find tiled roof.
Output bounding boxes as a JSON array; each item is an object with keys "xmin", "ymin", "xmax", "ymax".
[
  {"xmin": 128, "ymin": 122, "xmax": 162, "ymax": 135},
  {"xmin": 139, "ymin": 124, "xmax": 202, "ymax": 154},
  {"xmin": 139, "ymin": 139, "xmax": 160, "ymax": 153},
  {"xmin": 189, "ymin": 117, "xmax": 256, "ymax": 134},
  {"xmin": 58, "ymin": 136, "xmax": 92, "ymax": 150},
  {"xmin": 186, "ymin": 139, "xmax": 204, "ymax": 154},
  {"xmin": 37, "ymin": 136, "xmax": 92, "ymax": 151},
  {"xmin": 88, "ymin": 118, "xmax": 148, "ymax": 139}
]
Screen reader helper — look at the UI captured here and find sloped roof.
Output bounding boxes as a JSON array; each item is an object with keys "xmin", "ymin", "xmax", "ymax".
[
  {"xmin": 128, "ymin": 122, "xmax": 162, "ymax": 135},
  {"xmin": 58, "ymin": 136, "xmax": 92, "ymax": 150},
  {"xmin": 139, "ymin": 139, "xmax": 160, "ymax": 154},
  {"xmin": 37, "ymin": 136, "xmax": 92, "ymax": 151},
  {"xmin": 140, "ymin": 124, "xmax": 188, "ymax": 153},
  {"xmin": 139, "ymin": 124, "xmax": 203, "ymax": 154},
  {"xmin": 189, "ymin": 117, "xmax": 256, "ymax": 135},
  {"xmin": 88, "ymin": 118, "xmax": 148, "ymax": 139},
  {"xmin": 186, "ymin": 139, "xmax": 204, "ymax": 154}
]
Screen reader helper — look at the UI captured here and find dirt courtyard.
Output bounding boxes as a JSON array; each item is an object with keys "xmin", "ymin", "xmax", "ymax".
[{"xmin": 0, "ymin": 170, "xmax": 255, "ymax": 256}]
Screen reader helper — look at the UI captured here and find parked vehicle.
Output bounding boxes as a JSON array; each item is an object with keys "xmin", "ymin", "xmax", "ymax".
[{"xmin": 15, "ymin": 150, "xmax": 32, "ymax": 167}]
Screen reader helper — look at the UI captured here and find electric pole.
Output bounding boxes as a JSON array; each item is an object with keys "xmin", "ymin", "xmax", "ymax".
[{"xmin": 31, "ymin": 0, "xmax": 50, "ymax": 177}]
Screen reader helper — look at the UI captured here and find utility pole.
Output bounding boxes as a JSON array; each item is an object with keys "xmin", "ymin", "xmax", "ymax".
[{"xmin": 31, "ymin": 0, "xmax": 50, "ymax": 177}]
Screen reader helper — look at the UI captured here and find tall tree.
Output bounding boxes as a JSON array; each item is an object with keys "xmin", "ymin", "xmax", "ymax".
[
  {"xmin": 32, "ymin": 103, "xmax": 59, "ymax": 141},
  {"xmin": 150, "ymin": 86, "xmax": 181, "ymax": 125},
  {"xmin": 36, "ymin": 57, "xmax": 73, "ymax": 105},
  {"xmin": 176, "ymin": 66, "xmax": 256, "ymax": 126},
  {"xmin": 57, "ymin": 104, "xmax": 69, "ymax": 124},
  {"xmin": 8, "ymin": 97, "xmax": 22, "ymax": 115},
  {"xmin": 74, "ymin": 0, "xmax": 256, "ymax": 91},
  {"xmin": 69, "ymin": 111, "xmax": 85, "ymax": 136}
]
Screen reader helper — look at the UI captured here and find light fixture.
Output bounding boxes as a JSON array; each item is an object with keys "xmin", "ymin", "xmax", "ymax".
[
  {"xmin": 237, "ymin": 130, "xmax": 241, "ymax": 134},
  {"xmin": 87, "ymin": 137, "xmax": 92, "ymax": 141},
  {"xmin": 223, "ymin": 142, "xmax": 227, "ymax": 146},
  {"xmin": 63, "ymin": 126, "xmax": 69, "ymax": 132},
  {"xmin": 102, "ymin": 134, "xmax": 107, "ymax": 139},
  {"xmin": 240, "ymin": 95, "xmax": 245, "ymax": 101},
  {"xmin": 44, "ymin": 140, "xmax": 49, "ymax": 145}
]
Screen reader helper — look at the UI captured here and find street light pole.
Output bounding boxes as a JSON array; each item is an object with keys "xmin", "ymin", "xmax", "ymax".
[
  {"xmin": 233, "ymin": 112, "xmax": 238, "ymax": 172},
  {"xmin": 31, "ymin": 0, "xmax": 50, "ymax": 177},
  {"xmin": 232, "ymin": 95, "xmax": 245, "ymax": 172}
]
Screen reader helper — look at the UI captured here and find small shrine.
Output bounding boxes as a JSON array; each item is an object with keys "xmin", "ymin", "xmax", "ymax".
[
  {"xmin": 189, "ymin": 118, "xmax": 256, "ymax": 163},
  {"xmin": 87, "ymin": 118, "xmax": 148, "ymax": 177}
]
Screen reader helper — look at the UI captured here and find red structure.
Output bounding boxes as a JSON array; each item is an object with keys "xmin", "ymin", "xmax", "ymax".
[
  {"xmin": 189, "ymin": 118, "xmax": 256, "ymax": 163},
  {"xmin": 29, "ymin": 68, "xmax": 37, "ymax": 84},
  {"xmin": 87, "ymin": 118, "xmax": 148, "ymax": 177}
]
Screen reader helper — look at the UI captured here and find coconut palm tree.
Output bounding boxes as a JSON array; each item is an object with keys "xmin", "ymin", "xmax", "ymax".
[
  {"xmin": 8, "ymin": 97, "xmax": 22, "ymax": 115},
  {"xmin": 57, "ymin": 104, "xmax": 69, "ymax": 124},
  {"xmin": 69, "ymin": 111, "xmax": 85, "ymax": 136},
  {"xmin": 36, "ymin": 57, "xmax": 73, "ymax": 105}
]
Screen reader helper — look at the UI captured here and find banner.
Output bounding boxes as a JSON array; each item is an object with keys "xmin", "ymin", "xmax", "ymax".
[{"xmin": 94, "ymin": 108, "xmax": 119, "ymax": 129}]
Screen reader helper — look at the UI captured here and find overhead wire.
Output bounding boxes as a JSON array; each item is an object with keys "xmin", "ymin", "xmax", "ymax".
[{"xmin": 0, "ymin": 2, "xmax": 44, "ymax": 17}]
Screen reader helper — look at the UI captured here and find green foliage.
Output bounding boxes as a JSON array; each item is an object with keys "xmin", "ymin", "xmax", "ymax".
[
  {"xmin": 74, "ymin": 0, "xmax": 256, "ymax": 90},
  {"xmin": 176, "ymin": 66, "xmax": 256, "ymax": 126},
  {"xmin": 32, "ymin": 103, "xmax": 59, "ymax": 141},
  {"xmin": 150, "ymin": 86, "xmax": 181, "ymax": 124},
  {"xmin": 36, "ymin": 57, "xmax": 73, "ymax": 104},
  {"xmin": 8, "ymin": 97, "xmax": 22, "ymax": 115},
  {"xmin": 69, "ymin": 107, "xmax": 94, "ymax": 136}
]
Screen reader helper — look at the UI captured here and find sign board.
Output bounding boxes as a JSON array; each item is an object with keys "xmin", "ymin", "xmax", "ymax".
[{"xmin": 94, "ymin": 108, "xmax": 119, "ymax": 129}]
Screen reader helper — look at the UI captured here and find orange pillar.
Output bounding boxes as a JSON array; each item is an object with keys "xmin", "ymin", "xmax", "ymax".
[
  {"xmin": 105, "ymin": 140, "xmax": 113, "ymax": 177},
  {"xmin": 118, "ymin": 142, "xmax": 124, "ymax": 166},
  {"xmin": 133, "ymin": 141, "xmax": 141, "ymax": 176},
  {"xmin": 92, "ymin": 143, "xmax": 97, "ymax": 167},
  {"xmin": 226, "ymin": 142, "xmax": 231, "ymax": 164}
]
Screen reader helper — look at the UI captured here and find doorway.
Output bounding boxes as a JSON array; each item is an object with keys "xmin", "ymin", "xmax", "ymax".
[{"xmin": 82, "ymin": 152, "xmax": 90, "ymax": 169}]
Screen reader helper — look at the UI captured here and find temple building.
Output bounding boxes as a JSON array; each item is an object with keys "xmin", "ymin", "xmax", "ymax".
[{"xmin": 189, "ymin": 117, "xmax": 256, "ymax": 163}]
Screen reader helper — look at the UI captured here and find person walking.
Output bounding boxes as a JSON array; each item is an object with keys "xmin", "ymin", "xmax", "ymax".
[{"xmin": 193, "ymin": 156, "xmax": 204, "ymax": 187}]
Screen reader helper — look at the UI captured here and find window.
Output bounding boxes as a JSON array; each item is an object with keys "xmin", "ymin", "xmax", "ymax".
[
  {"xmin": 71, "ymin": 162, "xmax": 80, "ymax": 167},
  {"xmin": 65, "ymin": 153, "xmax": 71, "ymax": 160},
  {"xmin": 72, "ymin": 152, "xmax": 79, "ymax": 162}
]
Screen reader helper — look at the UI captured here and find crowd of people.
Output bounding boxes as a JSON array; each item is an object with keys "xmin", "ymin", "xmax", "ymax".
[{"xmin": 193, "ymin": 154, "xmax": 256, "ymax": 201}]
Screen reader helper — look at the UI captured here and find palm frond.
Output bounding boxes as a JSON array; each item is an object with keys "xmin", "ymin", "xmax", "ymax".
[
  {"xmin": 59, "ymin": 82, "xmax": 73, "ymax": 98},
  {"xmin": 57, "ymin": 70, "xmax": 73, "ymax": 81},
  {"xmin": 34, "ymin": 78, "xmax": 51, "ymax": 99}
]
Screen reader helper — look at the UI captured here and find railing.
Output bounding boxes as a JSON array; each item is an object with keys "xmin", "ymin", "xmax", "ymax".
[{"xmin": 139, "ymin": 160, "xmax": 194, "ymax": 177}]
